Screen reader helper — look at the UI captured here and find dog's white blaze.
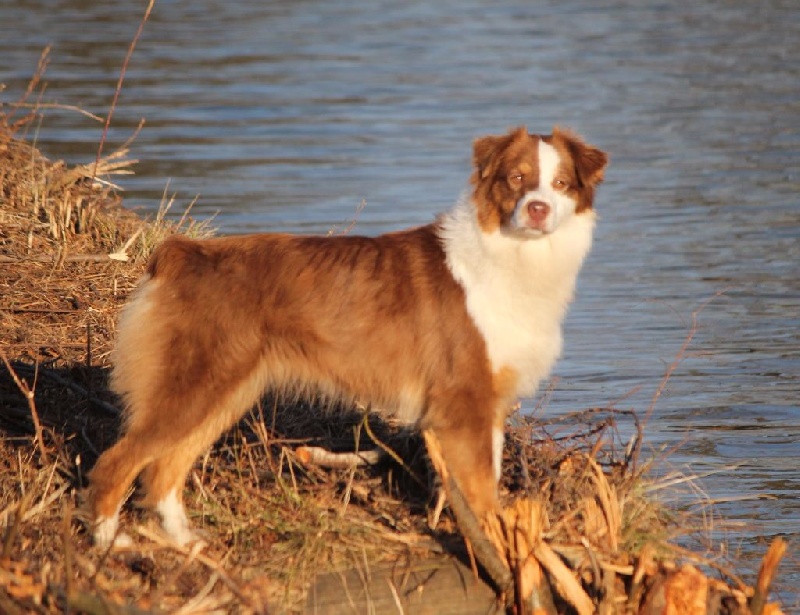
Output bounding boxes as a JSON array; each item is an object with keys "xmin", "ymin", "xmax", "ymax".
[
  {"xmin": 512, "ymin": 140, "xmax": 576, "ymax": 234},
  {"xmin": 492, "ymin": 426, "xmax": 504, "ymax": 483},
  {"xmin": 538, "ymin": 139, "xmax": 560, "ymax": 192},
  {"xmin": 156, "ymin": 490, "xmax": 196, "ymax": 546}
]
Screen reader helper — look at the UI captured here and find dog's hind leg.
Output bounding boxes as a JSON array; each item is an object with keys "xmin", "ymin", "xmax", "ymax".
[
  {"xmin": 139, "ymin": 441, "xmax": 209, "ymax": 546},
  {"xmin": 89, "ymin": 433, "xmax": 159, "ymax": 549},
  {"xmin": 137, "ymin": 369, "xmax": 270, "ymax": 546}
]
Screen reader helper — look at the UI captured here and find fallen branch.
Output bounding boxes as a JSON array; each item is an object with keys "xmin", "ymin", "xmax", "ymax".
[
  {"xmin": 0, "ymin": 225, "xmax": 141, "ymax": 263},
  {"xmin": 422, "ymin": 430, "xmax": 514, "ymax": 604},
  {"xmin": 296, "ymin": 446, "xmax": 385, "ymax": 469}
]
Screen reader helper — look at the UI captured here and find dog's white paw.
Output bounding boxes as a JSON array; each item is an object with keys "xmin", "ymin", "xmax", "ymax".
[
  {"xmin": 93, "ymin": 515, "xmax": 133, "ymax": 550},
  {"xmin": 156, "ymin": 490, "xmax": 202, "ymax": 547}
]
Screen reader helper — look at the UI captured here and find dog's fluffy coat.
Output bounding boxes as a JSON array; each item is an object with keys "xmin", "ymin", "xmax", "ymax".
[{"xmin": 89, "ymin": 126, "xmax": 608, "ymax": 548}]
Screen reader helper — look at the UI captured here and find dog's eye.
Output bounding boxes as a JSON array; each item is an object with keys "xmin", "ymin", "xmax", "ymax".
[
  {"xmin": 509, "ymin": 173, "xmax": 523, "ymax": 185},
  {"xmin": 554, "ymin": 179, "xmax": 569, "ymax": 190}
]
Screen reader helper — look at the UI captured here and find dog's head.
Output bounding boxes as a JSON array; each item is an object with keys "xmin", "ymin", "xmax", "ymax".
[{"xmin": 471, "ymin": 126, "xmax": 608, "ymax": 236}]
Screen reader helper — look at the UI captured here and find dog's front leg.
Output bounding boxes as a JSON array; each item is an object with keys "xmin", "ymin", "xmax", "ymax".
[{"xmin": 424, "ymin": 391, "xmax": 501, "ymax": 520}]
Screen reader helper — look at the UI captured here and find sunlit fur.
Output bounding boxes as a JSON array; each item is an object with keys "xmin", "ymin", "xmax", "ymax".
[{"xmin": 88, "ymin": 126, "xmax": 607, "ymax": 548}]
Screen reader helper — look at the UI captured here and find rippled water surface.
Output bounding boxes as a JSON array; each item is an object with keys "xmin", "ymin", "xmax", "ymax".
[{"xmin": 2, "ymin": 0, "xmax": 798, "ymax": 602}]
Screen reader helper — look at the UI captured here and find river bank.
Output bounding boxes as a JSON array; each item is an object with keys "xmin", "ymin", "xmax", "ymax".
[{"xmin": 0, "ymin": 96, "xmax": 787, "ymax": 613}]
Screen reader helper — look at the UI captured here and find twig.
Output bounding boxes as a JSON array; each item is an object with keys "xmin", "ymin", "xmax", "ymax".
[
  {"xmin": 328, "ymin": 199, "xmax": 368, "ymax": 236},
  {"xmin": 360, "ymin": 408, "xmax": 426, "ymax": 490},
  {"xmin": 173, "ymin": 571, "xmax": 223, "ymax": 615},
  {"xmin": 134, "ymin": 526, "xmax": 254, "ymax": 607},
  {"xmin": 85, "ymin": 322, "xmax": 93, "ymax": 398},
  {"xmin": 0, "ymin": 349, "xmax": 50, "ymax": 465},
  {"xmin": 533, "ymin": 541, "xmax": 594, "ymax": 615},
  {"xmin": 0, "ymin": 252, "xmax": 133, "ymax": 264},
  {"xmin": 7, "ymin": 46, "xmax": 51, "ymax": 125},
  {"xmin": 11, "ymin": 101, "xmax": 104, "ymax": 123},
  {"xmin": 0, "ymin": 306, "xmax": 79, "ymax": 314},
  {"xmin": 108, "ymin": 226, "xmax": 145, "ymax": 262}
]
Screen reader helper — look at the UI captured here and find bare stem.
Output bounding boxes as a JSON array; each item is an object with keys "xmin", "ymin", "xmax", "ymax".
[
  {"xmin": 0, "ymin": 350, "xmax": 50, "ymax": 465},
  {"xmin": 92, "ymin": 0, "xmax": 155, "ymax": 179}
]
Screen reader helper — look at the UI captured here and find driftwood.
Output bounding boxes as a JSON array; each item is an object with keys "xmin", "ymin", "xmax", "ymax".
[
  {"xmin": 303, "ymin": 538, "xmax": 787, "ymax": 615},
  {"xmin": 305, "ymin": 556, "xmax": 500, "ymax": 615},
  {"xmin": 298, "ymin": 434, "xmax": 787, "ymax": 615}
]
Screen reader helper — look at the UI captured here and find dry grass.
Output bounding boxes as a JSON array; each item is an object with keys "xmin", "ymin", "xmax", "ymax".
[{"xmin": 0, "ymin": 82, "xmax": 788, "ymax": 613}]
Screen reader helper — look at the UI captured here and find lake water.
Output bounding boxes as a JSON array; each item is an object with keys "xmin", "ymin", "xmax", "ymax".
[{"xmin": 2, "ymin": 0, "xmax": 798, "ymax": 603}]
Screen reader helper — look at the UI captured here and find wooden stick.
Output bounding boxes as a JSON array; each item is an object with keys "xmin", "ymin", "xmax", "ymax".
[
  {"xmin": 750, "ymin": 537, "xmax": 786, "ymax": 615},
  {"xmin": 296, "ymin": 446, "xmax": 384, "ymax": 469},
  {"xmin": 422, "ymin": 430, "xmax": 514, "ymax": 601},
  {"xmin": 533, "ymin": 541, "xmax": 594, "ymax": 615}
]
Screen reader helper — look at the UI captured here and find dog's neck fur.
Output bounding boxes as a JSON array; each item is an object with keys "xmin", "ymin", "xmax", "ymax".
[{"xmin": 438, "ymin": 192, "xmax": 595, "ymax": 398}]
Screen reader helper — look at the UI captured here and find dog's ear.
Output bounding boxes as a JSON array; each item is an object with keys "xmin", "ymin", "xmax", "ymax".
[
  {"xmin": 472, "ymin": 135, "xmax": 506, "ymax": 181},
  {"xmin": 472, "ymin": 126, "xmax": 528, "ymax": 180},
  {"xmin": 553, "ymin": 126, "xmax": 608, "ymax": 187}
]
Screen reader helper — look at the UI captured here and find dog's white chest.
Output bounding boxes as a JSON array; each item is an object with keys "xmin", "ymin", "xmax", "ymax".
[{"xmin": 441, "ymin": 198, "xmax": 595, "ymax": 398}]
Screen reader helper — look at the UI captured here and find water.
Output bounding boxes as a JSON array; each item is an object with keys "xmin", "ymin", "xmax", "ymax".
[{"xmin": 2, "ymin": 0, "xmax": 798, "ymax": 602}]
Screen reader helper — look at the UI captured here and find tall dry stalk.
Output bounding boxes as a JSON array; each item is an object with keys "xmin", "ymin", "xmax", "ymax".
[
  {"xmin": 0, "ymin": 350, "xmax": 49, "ymax": 466},
  {"xmin": 631, "ymin": 290, "xmax": 728, "ymax": 471},
  {"xmin": 92, "ymin": 0, "xmax": 156, "ymax": 180}
]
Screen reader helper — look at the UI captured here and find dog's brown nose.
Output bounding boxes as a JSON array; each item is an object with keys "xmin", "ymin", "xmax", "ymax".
[{"xmin": 527, "ymin": 201, "xmax": 550, "ymax": 223}]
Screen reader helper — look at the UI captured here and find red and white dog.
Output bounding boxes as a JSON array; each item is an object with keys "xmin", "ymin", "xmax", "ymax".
[{"xmin": 89, "ymin": 126, "xmax": 607, "ymax": 548}]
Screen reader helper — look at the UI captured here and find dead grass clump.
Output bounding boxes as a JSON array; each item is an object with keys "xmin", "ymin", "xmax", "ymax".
[
  {"xmin": 0, "ymin": 94, "xmax": 213, "ymax": 370},
  {"xmin": 483, "ymin": 409, "xmax": 786, "ymax": 614}
]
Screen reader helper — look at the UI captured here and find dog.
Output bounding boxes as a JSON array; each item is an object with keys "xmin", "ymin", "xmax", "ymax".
[{"xmin": 89, "ymin": 126, "xmax": 607, "ymax": 548}]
